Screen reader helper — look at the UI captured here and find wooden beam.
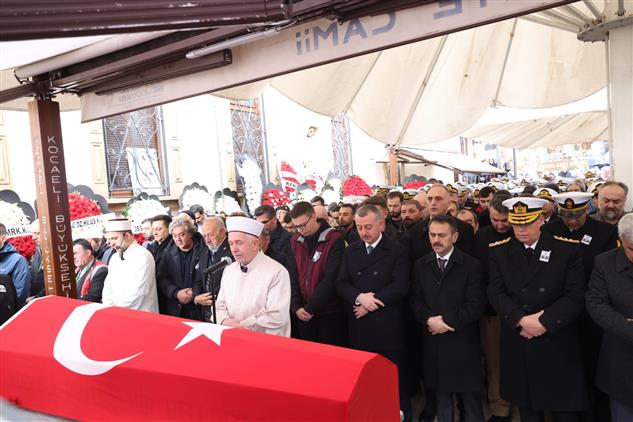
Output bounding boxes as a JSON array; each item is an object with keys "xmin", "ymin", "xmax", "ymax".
[
  {"xmin": 28, "ymin": 99, "xmax": 76, "ymax": 297},
  {"xmin": 389, "ymin": 145, "xmax": 398, "ymax": 186}
]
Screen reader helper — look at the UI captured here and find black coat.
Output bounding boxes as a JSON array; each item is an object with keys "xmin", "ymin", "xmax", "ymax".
[
  {"xmin": 270, "ymin": 223, "xmax": 292, "ymax": 255},
  {"xmin": 193, "ymin": 237, "xmax": 233, "ymax": 322},
  {"xmin": 488, "ymin": 233, "xmax": 588, "ymax": 411},
  {"xmin": 156, "ymin": 235, "xmax": 205, "ymax": 320},
  {"xmin": 542, "ymin": 217, "xmax": 618, "ymax": 280},
  {"xmin": 193, "ymin": 237, "xmax": 233, "ymax": 297},
  {"xmin": 336, "ymin": 235, "xmax": 410, "ymax": 352},
  {"xmin": 408, "ymin": 216, "xmax": 475, "ymax": 263},
  {"xmin": 586, "ymin": 248, "xmax": 633, "ymax": 407},
  {"xmin": 410, "ymin": 248, "xmax": 486, "ymax": 393},
  {"xmin": 543, "ymin": 216, "xmax": 619, "ymax": 379},
  {"xmin": 152, "ymin": 235, "xmax": 174, "ymax": 270},
  {"xmin": 473, "ymin": 226, "xmax": 514, "ymax": 316}
]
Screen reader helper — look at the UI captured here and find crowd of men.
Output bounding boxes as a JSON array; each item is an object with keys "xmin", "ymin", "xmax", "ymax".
[{"xmin": 0, "ymin": 176, "xmax": 632, "ymax": 422}]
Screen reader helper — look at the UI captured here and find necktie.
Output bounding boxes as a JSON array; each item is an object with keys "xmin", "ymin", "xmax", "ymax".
[
  {"xmin": 525, "ymin": 247, "xmax": 534, "ymax": 263},
  {"xmin": 366, "ymin": 245, "xmax": 374, "ymax": 255},
  {"xmin": 240, "ymin": 265, "xmax": 248, "ymax": 273},
  {"xmin": 437, "ymin": 258, "xmax": 447, "ymax": 274}
]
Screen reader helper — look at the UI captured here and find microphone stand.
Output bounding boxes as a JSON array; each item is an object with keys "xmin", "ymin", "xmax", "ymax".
[{"xmin": 210, "ymin": 272, "xmax": 217, "ymax": 325}]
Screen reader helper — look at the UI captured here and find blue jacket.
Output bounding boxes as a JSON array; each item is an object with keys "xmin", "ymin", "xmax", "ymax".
[{"xmin": 0, "ymin": 242, "xmax": 31, "ymax": 307}]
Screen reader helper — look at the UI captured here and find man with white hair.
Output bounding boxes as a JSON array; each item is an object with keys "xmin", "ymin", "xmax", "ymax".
[
  {"xmin": 214, "ymin": 217, "xmax": 291, "ymax": 336},
  {"xmin": 101, "ymin": 219, "xmax": 158, "ymax": 312},
  {"xmin": 587, "ymin": 213, "xmax": 633, "ymax": 422}
]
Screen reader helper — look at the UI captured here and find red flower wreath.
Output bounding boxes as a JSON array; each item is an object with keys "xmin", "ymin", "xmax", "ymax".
[
  {"xmin": 7, "ymin": 235, "xmax": 36, "ymax": 261},
  {"xmin": 404, "ymin": 180, "xmax": 427, "ymax": 190},
  {"xmin": 68, "ymin": 192, "xmax": 101, "ymax": 221},
  {"xmin": 133, "ymin": 233, "xmax": 146, "ymax": 245},
  {"xmin": 342, "ymin": 175, "xmax": 373, "ymax": 197},
  {"xmin": 261, "ymin": 189, "xmax": 291, "ymax": 208}
]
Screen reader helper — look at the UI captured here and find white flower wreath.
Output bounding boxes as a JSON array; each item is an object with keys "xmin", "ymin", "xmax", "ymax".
[
  {"xmin": 182, "ymin": 188, "xmax": 215, "ymax": 215},
  {"xmin": 126, "ymin": 199, "xmax": 169, "ymax": 223},
  {"xmin": 0, "ymin": 201, "xmax": 30, "ymax": 227}
]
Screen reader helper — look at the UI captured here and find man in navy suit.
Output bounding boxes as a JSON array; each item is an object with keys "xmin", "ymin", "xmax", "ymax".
[{"xmin": 336, "ymin": 204, "xmax": 411, "ymax": 419}]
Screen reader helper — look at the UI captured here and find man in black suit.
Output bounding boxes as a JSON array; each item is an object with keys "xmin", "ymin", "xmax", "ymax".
[
  {"xmin": 254, "ymin": 205, "xmax": 292, "ymax": 255},
  {"xmin": 336, "ymin": 203, "xmax": 359, "ymax": 244},
  {"xmin": 157, "ymin": 217, "xmax": 205, "ymax": 320},
  {"xmin": 408, "ymin": 184, "xmax": 475, "ymax": 263},
  {"xmin": 411, "ymin": 215, "xmax": 486, "ymax": 422},
  {"xmin": 336, "ymin": 204, "xmax": 411, "ymax": 420},
  {"xmin": 473, "ymin": 193, "xmax": 513, "ymax": 422},
  {"xmin": 543, "ymin": 191, "xmax": 619, "ymax": 422},
  {"xmin": 586, "ymin": 212, "xmax": 633, "ymax": 422},
  {"xmin": 194, "ymin": 216, "xmax": 233, "ymax": 323},
  {"xmin": 488, "ymin": 197, "xmax": 588, "ymax": 422}
]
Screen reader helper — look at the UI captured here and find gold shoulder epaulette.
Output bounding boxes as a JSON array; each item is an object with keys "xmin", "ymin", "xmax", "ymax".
[
  {"xmin": 489, "ymin": 237, "xmax": 511, "ymax": 248},
  {"xmin": 554, "ymin": 235, "xmax": 580, "ymax": 244}
]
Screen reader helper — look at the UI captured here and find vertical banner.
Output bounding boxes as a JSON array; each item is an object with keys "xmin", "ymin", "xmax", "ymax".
[{"xmin": 29, "ymin": 99, "xmax": 76, "ymax": 298}]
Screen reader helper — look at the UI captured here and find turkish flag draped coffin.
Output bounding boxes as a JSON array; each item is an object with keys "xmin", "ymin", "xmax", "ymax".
[{"xmin": 0, "ymin": 297, "xmax": 399, "ymax": 421}]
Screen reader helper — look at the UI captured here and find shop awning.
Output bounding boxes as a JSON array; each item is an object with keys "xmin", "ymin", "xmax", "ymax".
[{"xmin": 462, "ymin": 110, "xmax": 608, "ymax": 149}]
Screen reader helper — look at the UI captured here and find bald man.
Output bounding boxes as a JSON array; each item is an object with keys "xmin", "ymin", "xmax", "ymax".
[{"xmin": 408, "ymin": 185, "xmax": 475, "ymax": 263}]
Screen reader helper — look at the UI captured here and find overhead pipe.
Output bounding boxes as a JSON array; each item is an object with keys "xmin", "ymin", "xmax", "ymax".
[
  {"xmin": 582, "ymin": 0, "xmax": 603, "ymax": 21},
  {"xmin": 15, "ymin": 31, "xmax": 175, "ymax": 79}
]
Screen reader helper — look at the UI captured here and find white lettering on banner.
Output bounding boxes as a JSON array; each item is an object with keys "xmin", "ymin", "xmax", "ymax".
[{"xmin": 82, "ymin": 0, "xmax": 572, "ymax": 121}]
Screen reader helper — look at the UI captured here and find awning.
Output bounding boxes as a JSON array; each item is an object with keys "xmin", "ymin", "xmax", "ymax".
[
  {"xmin": 462, "ymin": 110, "xmax": 608, "ymax": 149},
  {"xmin": 377, "ymin": 147, "xmax": 507, "ymax": 174},
  {"xmin": 1, "ymin": 0, "xmax": 592, "ymax": 133}
]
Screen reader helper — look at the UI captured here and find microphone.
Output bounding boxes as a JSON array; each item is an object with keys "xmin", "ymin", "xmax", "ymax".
[{"xmin": 202, "ymin": 256, "xmax": 233, "ymax": 275}]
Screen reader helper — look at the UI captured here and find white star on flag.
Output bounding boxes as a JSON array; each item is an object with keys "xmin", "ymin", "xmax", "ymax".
[{"xmin": 174, "ymin": 322, "xmax": 233, "ymax": 350}]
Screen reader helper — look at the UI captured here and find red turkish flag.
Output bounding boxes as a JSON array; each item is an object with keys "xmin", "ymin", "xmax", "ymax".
[{"xmin": 0, "ymin": 297, "xmax": 399, "ymax": 421}]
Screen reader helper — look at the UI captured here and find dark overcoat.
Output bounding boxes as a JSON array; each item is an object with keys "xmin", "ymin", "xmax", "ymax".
[
  {"xmin": 336, "ymin": 235, "xmax": 409, "ymax": 352},
  {"xmin": 586, "ymin": 248, "xmax": 633, "ymax": 407},
  {"xmin": 193, "ymin": 237, "xmax": 233, "ymax": 297},
  {"xmin": 488, "ymin": 232, "xmax": 588, "ymax": 411},
  {"xmin": 410, "ymin": 248, "xmax": 486, "ymax": 393},
  {"xmin": 193, "ymin": 237, "xmax": 233, "ymax": 322},
  {"xmin": 157, "ymin": 235, "xmax": 205, "ymax": 320},
  {"xmin": 543, "ymin": 216, "xmax": 619, "ymax": 379},
  {"xmin": 473, "ymin": 226, "xmax": 514, "ymax": 316}
]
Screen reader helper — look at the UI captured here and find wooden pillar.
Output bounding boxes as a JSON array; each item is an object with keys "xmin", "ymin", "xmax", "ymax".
[
  {"xmin": 28, "ymin": 99, "xmax": 76, "ymax": 297},
  {"xmin": 389, "ymin": 145, "xmax": 398, "ymax": 186}
]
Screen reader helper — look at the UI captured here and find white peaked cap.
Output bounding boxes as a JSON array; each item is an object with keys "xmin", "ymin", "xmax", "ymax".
[
  {"xmin": 103, "ymin": 218, "xmax": 132, "ymax": 232},
  {"xmin": 226, "ymin": 216, "xmax": 264, "ymax": 238}
]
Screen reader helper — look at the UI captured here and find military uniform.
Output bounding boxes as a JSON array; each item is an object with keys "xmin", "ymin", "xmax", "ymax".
[
  {"xmin": 544, "ymin": 192, "xmax": 620, "ymax": 421},
  {"xmin": 543, "ymin": 217, "xmax": 618, "ymax": 280},
  {"xmin": 488, "ymin": 198, "xmax": 588, "ymax": 418}
]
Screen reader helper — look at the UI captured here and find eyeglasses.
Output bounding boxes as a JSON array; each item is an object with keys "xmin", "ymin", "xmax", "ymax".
[
  {"xmin": 258, "ymin": 218, "xmax": 272, "ymax": 225},
  {"xmin": 293, "ymin": 215, "xmax": 313, "ymax": 231}
]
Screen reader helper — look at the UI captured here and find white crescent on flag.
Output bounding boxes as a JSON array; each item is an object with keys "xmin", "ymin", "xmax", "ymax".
[{"xmin": 53, "ymin": 303, "xmax": 142, "ymax": 376}]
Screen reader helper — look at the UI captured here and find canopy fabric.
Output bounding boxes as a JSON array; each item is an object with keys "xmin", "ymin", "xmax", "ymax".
[
  {"xmin": 462, "ymin": 111, "xmax": 608, "ymax": 150},
  {"xmin": 0, "ymin": 1, "xmax": 608, "ymax": 147},
  {"xmin": 381, "ymin": 147, "xmax": 506, "ymax": 174},
  {"xmin": 217, "ymin": 6, "xmax": 605, "ymax": 145}
]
